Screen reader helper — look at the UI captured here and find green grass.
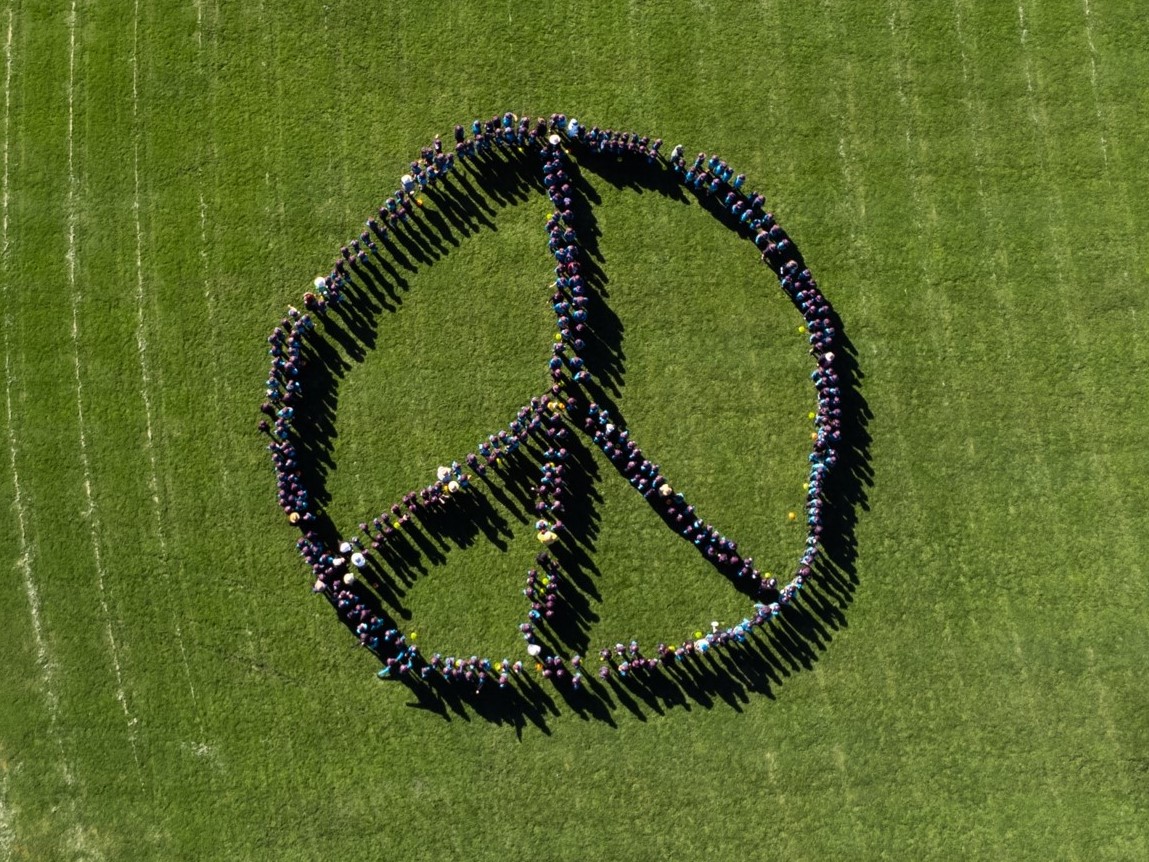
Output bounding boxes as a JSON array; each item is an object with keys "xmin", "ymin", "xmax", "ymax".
[{"xmin": 1, "ymin": 0, "xmax": 1147, "ymax": 859}]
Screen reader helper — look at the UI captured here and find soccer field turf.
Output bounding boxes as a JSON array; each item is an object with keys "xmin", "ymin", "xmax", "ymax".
[{"xmin": 1, "ymin": 1, "xmax": 1147, "ymax": 859}]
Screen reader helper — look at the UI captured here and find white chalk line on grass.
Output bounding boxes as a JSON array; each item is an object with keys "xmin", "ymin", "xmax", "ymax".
[
  {"xmin": 0, "ymin": 0, "xmax": 83, "ymax": 796},
  {"xmin": 4, "ymin": 347, "xmax": 76, "ymax": 779},
  {"xmin": 0, "ymin": 768, "xmax": 12, "ymax": 861},
  {"xmin": 1016, "ymin": 0, "xmax": 1076, "ymax": 292},
  {"xmin": 65, "ymin": 0, "xmax": 75, "ymax": 284},
  {"xmin": 1017, "ymin": 4, "xmax": 1039, "ymax": 112},
  {"xmin": 27, "ymin": 5, "xmax": 112, "ymax": 857},
  {"xmin": 65, "ymin": 0, "xmax": 144, "ymax": 790},
  {"xmin": 1, "ymin": 10, "xmax": 97, "ymax": 855},
  {"xmin": 1075, "ymin": 0, "xmax": 1145, "ymax": 630},
  {"xmin": 1081, "ymin": 0, "xmax": 1107, "ymax": 164},
  {"xmin": 199, "ymin": 193, "xmax": 208, "ymax": 285},
  {"xmin": 1076, "ymin": 0, "xmax": 1141, "ymax": 329},
  {"xmin": 131, "ymin": 0, "xmax": 209, "ymax": 744},
  {"xmin": 0, "ymin": 759, "xmax": 17, "ymax": 862},
  {"xmin": 0, "ymin": 7, "xmax": 47, "ymax": 711},
  {"xmin": 2, "ymin": 10, "xmax": 11, "ymax": 259},
  {"xmin": 1075, "ymin": 0, "xmax": 1138, "ymax": 293}
]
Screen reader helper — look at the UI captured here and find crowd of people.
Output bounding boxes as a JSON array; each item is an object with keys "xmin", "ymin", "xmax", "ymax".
[{"xmin": 260, "ymin": 112, "xmax": 844, "ymax": 698}]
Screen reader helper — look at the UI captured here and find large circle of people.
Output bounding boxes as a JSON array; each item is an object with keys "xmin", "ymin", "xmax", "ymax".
[{"xmin": 259, "ymin": 113, "xmax": 844, "ymax": 697}]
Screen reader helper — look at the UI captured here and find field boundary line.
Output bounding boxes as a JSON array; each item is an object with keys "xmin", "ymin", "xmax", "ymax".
[{"xmin": 65, "ymin": 0, "xmax": 144, "ymax": 790}]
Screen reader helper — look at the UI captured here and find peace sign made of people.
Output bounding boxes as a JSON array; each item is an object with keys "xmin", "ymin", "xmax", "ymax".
[{"xmin": 261, "ymin": 112, "xmax": 867, "ymax": 717}]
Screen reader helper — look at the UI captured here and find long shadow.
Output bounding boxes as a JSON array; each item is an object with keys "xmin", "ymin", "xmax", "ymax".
[{"xmin": 272, "ymin": 125, "xmax": 869, "ymax": 731}]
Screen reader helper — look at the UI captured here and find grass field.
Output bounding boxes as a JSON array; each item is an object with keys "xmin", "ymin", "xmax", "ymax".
[{"xmin": 2, "ymin": 1, "xmax": 1147, "ymax": 859}]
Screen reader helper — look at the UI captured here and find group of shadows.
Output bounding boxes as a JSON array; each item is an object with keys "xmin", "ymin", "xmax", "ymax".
[{"xmin": 285, "ymin": 139, "xmax": 873, "ymax": 734}]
